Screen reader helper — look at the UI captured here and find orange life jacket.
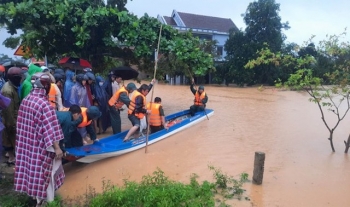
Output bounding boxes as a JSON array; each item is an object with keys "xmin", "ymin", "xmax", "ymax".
[
  {"xmin": 60, "ymin": 107, "xmax": 91, "ymax": 128},
  {"xmin": 128, "ymin": 90, "xmax": 146, "ymax": 119},
  {"xmin": 194, "ymin": 91, "xmax": 206, "ymax": 106},
  {"xmin": 108, "ymin": 86, "xmax": 128, "ymax": 109},
  {"xmin": 48, "ymin": 83, "xmax": 57, "ymax": 109},
  {"xmin": 78, "ymin": 107, "xmax": 91, "ymax": 128},
  {"xmin": 146, "ymin": 102, "xmax": 162, "ymax": 126}
]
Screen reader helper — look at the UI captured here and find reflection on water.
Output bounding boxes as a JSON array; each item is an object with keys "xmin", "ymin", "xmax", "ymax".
[{"xmin": 58, "ymin": 84, "xmax": 350, "ymax": 207}]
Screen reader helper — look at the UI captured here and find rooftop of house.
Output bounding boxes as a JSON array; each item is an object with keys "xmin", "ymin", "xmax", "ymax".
[{"xmin": 161, "ymin": 11, "xmax": 238, "ymax": 33}]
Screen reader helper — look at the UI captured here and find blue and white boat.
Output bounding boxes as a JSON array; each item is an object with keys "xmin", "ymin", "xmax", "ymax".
[{"xmin": 65, "ymin": 109, "xmax": 214, "ymax": 163}]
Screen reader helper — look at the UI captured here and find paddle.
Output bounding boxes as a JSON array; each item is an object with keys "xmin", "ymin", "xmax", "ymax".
[
  {"xmin": 145, "ymin": 25, "xmax": 163, "ymax": 153},
  {"xmin": 186, "ymin": 68, "xmax": 209, "ymax": 120}
]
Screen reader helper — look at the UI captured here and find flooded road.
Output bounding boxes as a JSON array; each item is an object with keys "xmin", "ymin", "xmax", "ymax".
[{"xmin": 58, "ymin": 83, "xmax": 350, "ymax": 207}]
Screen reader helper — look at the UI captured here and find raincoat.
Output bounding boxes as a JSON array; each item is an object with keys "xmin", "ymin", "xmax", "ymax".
[
  {"xmin": 91, "ymin": 77, "xmax": 110, "ymax": 132},
  {"xmin": 15, "ymin": 88, "xmax": 65, "ymax": 201},
  {"xmin": 63, "ymin": 70, "xmax": 75, "ymax": 107},
  {"xmin": 69, "ymin": 82, "xmax": 91, "ymax": 107},
  {"xmin": 1, "ymin": 80, "xmax": 20, "ymax": 151},
  {"xmin": 20, "ymin": 64, "xmax": 43, "ymax": 100}
]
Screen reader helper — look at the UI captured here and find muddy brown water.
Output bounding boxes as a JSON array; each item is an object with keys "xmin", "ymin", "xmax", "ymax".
[{"xmin": 58, "ymin": 83, "xmax": 350, "ymax": 207}]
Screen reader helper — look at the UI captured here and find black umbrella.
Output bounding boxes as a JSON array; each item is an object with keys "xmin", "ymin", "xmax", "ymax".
[{"xmin": 112, "ymin": 66, "xmax": 139, "ymax": 80}]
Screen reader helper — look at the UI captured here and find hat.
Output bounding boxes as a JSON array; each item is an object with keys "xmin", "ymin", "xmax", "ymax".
[
  {"xmin": 126, "ymin": 82, "xmax": 137, "ymax": 90},
  {"xmin": 87, "ymin": 106, "xmax": 102, "ymax": 120},
  {"xmin": 198, "ymin": 86, "xmax": 204, "ymax": 90}
]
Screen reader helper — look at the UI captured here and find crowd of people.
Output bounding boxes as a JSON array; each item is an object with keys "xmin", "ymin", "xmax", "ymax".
[{"xmin": 0, "ymin": 63, "xmax": 208, "ymax": 206}]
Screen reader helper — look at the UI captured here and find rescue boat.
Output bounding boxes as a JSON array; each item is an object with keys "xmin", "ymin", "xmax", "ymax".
[{"xmin": 65, "ymin": 108, "xmax": 214, "ymax": 163}]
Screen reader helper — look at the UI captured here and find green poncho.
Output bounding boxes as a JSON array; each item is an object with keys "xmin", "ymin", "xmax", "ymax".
[{"xmin": 20, "ymin": 64, "xmax": 42, "ymax": 100}]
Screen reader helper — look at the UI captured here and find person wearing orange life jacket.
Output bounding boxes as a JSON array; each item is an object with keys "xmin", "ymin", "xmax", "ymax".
[
  {"xmin": 108, "ymin": 83, "xmax": 136, "ymax": 134},
  {"xmin": 123, "ymin": 80, "xmax": 155, "ymax": 142},
  {"xmin": 74, "ymin": 106, "xmax": 102, "ymax": 145},
  {"xmin": 42, "ymin": 66, "xmax": 63, "ymax": 110},
  {"xmin": 189, "ymin": 78, "xmax": 208, "ymax": 116},
  {"xmin": 146, "ymin": 97, "xmax": 168, "ymax": 133},
  {"xmin": 56, "ymin": 105, "xmax": 83, "ymax": 150}
]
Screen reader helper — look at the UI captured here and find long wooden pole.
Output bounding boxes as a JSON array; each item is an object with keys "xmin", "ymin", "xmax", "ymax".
[{"xmin": 145, "ymin": 25, "xmax": 162, "ymax": 153}]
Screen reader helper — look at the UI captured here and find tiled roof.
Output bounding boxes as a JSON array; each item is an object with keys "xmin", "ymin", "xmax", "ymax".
[
  {"xmin": 163, "ymin": 16, "xmax": 177, "ymax": 26},
  {"xmin": 177, "ymin": 12, "xmax": 238, "ymax": 33}
]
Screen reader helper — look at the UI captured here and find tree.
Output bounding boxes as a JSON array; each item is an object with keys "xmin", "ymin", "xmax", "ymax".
[
  {"xmin": 0, "ymin": 0, "xmax": 132, "ymax": 72},
  {"xmin": 107, "ymin": 0, "xmax": 131, "ymax": 11},
  {"xmin": 118, "ymin": 14, "xmax": 214, "ymax": 77},
  {"xmin": 246, "ymin": 31, "xmax": 350, "ymax": 153},
  {"xmin": 0, "ymin": 0, "xmax": 213, "ymax": 76},
  {"xmin": 224, "ymin": 29, "xmax": 255, "ymax": 86},
  {"xmin": 224, "ymin": 0, "xmax": 290, "ymax": 85},
  {"xmin": 243, "ymin": 0, "xmax": 289, "ymax": 52}
]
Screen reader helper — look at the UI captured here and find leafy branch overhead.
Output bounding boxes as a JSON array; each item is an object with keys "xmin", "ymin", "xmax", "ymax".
[{"xmin": 0, "ymin": 0, "xmax": 213, "ymax": 75}]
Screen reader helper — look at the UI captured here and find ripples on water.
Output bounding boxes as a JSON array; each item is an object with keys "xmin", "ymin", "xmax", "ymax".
[{"xmin": 59, "ymin": 84, "xmax": 350, "ymax": 207}]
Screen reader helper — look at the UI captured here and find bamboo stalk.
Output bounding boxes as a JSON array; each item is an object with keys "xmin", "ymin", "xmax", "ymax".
[{"xmin": 145, "ymin": 25, "xmax": 162, "ymax": 153}]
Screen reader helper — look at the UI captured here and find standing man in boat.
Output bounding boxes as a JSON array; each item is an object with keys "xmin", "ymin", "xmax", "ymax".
[
  {"xmin": 15, "ymin": 72, "xmax": 65, "ymax": 206},
  {"xmin": 123, "ymin": 81, "xmax": 155, "ymax": 142},
  {"xmin": 147, "ymin": 97, "xmax": 168, "ymax": 133},
  {"xmin": 108, "ymin": 82, "xmax": 136, "ymax": 134},
  {"xmin": 189, "ymin": 78, "xmax": 208, "ymax": 116}
]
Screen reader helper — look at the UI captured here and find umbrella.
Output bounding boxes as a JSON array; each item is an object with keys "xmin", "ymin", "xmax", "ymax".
[
  {"xmin": 112, "ymin": 66, "xmax": 139, "ymax": 80},
  {"xmin": 58, "ymin": 57, "xmax": 92, "ymax": 70}
]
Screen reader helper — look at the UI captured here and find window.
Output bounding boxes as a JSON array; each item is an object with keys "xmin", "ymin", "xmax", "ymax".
[{"xmin": 217, "ymin": 46, "xmax": 223, "ymax": 56}]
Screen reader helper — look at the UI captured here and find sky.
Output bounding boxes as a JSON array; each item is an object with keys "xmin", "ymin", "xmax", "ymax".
[{"xmin": 1, "ymin": 0, "xmax": 349, "ymax": 58}]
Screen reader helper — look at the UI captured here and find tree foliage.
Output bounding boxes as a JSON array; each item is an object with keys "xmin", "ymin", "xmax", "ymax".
[
  {"xmin": 0, "ymin": 0, "xmax": 213, "ymax": 76},
  {"xmin": 224, "ymin": 0, "xmax": 290, "ymax": 86}
]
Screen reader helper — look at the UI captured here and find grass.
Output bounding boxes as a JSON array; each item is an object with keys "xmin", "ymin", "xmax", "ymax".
[{"xmin": 0, "ymin": 166, "xmax": 249, "ymax": 207}]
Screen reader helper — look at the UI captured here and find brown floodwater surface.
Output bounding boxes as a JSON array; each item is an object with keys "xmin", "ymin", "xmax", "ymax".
[{"xmin": 58, "ymin": 83, "xmax": 350, "ymax": 207}]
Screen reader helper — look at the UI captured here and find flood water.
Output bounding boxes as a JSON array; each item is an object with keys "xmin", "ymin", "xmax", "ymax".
[{"xmin": 58, "ymin": 83, "xmax": 350, "ymax": 207}]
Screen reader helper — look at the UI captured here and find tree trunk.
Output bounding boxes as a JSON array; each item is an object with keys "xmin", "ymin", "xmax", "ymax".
[
  {"xmin": 344, "ymin": 134, "xmax": 350, "ymax": 153},
  {"xmin": 329, "ymin": 131, "xmax": 335, "ymax": 152}
]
